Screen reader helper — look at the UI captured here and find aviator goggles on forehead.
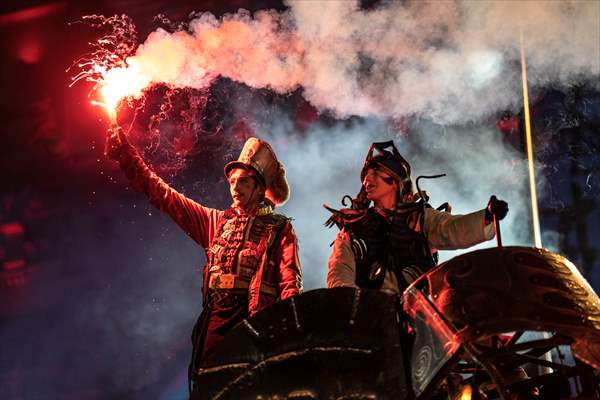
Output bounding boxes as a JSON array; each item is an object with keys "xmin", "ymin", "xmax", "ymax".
[{"xmin": 362, "ymin": 141, "xmax": 411, "ymax": 182}]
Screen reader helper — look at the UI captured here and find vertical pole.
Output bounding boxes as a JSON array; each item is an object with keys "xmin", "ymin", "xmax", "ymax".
[
  {"xmin": 520, "ymin": 30, "xmax": 552, "ymax": 375},
  {"xmin": 520, "ymin": 30, "xmax": 543, "ymax": 248}
]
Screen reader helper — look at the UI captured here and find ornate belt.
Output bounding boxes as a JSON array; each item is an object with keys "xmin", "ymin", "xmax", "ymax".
[{"xmin": 208, "ymin": 273, "xmax": 277, "ymax": 296}]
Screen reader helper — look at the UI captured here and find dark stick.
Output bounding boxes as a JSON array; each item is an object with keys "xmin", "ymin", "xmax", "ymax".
[{"xmin": 494, "ymin": 214, "xmax": 503, "ymax": 247}]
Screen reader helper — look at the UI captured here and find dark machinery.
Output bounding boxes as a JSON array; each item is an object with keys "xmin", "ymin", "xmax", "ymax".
[{"xmin": 195, "ymin": 246, "xmax": 600, "ymax": 399}]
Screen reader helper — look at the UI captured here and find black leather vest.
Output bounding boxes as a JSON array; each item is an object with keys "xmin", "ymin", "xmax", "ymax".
[{"xmin": 346, "ymin": 204, "xmax": 436, "ymax": 290}]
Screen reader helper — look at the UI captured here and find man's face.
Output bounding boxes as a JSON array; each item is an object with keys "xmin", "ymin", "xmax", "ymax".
[
  {"xmin": 228, "ymin": 168, "xmax": 264, "ymax": 210},
  {"xmin": 362, "ymin": 167, "xmax": 399, "ymax": 205}
]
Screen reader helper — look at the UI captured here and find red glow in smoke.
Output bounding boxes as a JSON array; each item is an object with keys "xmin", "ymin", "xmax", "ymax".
[{"xmin": 497, "ymin": 116, "xmax": 520, "ymax": 135}]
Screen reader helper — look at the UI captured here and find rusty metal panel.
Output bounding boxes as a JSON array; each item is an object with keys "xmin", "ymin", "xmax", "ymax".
[
  {"xmin": 402, "ymin": 286, "xmax": 461, "ymax": 397},
  {"xmin": 424, "ymin": 246, "xmax": 600, "ymax": 369}
]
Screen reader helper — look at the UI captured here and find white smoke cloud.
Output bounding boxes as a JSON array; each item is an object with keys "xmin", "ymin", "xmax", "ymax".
[
  {"xmin": 98, "ymin": 0, "xmax": 599, "ymax": 288},
  {"xmin": 120, "ymin": 0, "xmax": 599, "ymax": 124},
  {"xmin": 261, "ymin": 119, "xmax": 384, "ymax": 288},
  {"xmin": 249, "ymin": 115, "xmax": 532, "ymax": 289}
]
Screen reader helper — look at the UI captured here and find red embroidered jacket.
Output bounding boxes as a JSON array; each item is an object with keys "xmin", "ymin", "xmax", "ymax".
[{"xmin": 115, "ymin": 142, "xmax": 302, "ymax": 315}]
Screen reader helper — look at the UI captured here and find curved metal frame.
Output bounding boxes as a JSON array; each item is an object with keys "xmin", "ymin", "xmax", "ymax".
[{"xmin": 402, "ymin": 246, "xmax": 600, "ymax": 399}]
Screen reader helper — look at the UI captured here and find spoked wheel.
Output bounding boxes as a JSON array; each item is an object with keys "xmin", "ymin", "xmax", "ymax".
[
  {"xmin": 448, "ymin": 331, "xmax": 597, "ymax": 399},
  {"xmin": 403, "ymin": 246, "xmax": 600, "ymax": 400}
]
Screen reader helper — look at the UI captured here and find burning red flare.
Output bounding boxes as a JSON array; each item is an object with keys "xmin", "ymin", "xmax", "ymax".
[
  {"xmin": 89, "ymin": 64, "xmax": 149, "ymax": 124},
  {"xmin": 69, "ymin": 15, "xmax": 142, "ymax": 125}
]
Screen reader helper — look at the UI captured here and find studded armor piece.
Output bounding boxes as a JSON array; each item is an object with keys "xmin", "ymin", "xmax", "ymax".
[
  {"xmin": 206, "ymin": 208, "xmax": 289, "ymax": 293},
  {"xmin": 345, "ymin": 203, "xmax": 436, "ymax": 291}
]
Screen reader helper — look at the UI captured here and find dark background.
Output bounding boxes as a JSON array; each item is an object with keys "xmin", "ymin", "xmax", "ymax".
[{"xmin": 0, "ymin": 1, "xmax": 598, "ymax": 399}]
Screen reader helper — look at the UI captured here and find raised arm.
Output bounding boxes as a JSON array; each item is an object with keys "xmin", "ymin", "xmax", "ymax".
[{"xmin": 106, "ymin": 127, "xmax": 221, "ymax": 248}]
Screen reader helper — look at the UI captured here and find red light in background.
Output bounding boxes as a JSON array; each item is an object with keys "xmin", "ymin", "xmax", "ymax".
[
  {"xmin": 0, "ymin": 222, "xmax": 25, "ymax": 239},
  {"xmin": 497, "ymin": 111, "xmax": 521, "ymax": 135},
  {"xmin": 0, "ymin": 2, "xmax": 65, "ymax": 64},
  {"xmin": 0, "ymin": 2, "xmax": 64, "ymax": 26},
  {"xmin": 16, "ymin": 35, "xmax": 42, "ymax": 64},
  {"xmin": 4, "ymin": 259, "xmax": 26, "ymax": 271}
]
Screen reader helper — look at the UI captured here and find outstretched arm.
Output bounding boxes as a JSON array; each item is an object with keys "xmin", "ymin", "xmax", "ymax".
[
  {"xmin": 424, "ymin": 196, "xmax": 508, "ymax": 250},
  {"xmin": 424, "ymin": 208, "xmax": 495, "ymax": 250},
  {"xmin": 106, "ymin": 127, "xmax": 221, "ymax": 248}
]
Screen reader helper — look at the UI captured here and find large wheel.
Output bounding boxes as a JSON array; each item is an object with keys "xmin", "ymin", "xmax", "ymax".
[{"xmin": 403, "ymin": 246, "xmax": 600, "ymax": 399}]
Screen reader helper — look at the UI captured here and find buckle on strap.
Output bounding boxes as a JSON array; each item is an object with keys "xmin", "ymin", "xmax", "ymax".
[
  {"xmin": 208, "ymin": 273, "xmax": 278, "ymax": 296},
  {"xmin": 209, "ymin": 273, "xmax": 248, "ymax": 290}
]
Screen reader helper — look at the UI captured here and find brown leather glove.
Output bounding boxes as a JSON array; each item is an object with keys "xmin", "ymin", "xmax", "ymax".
[{"xmin": 105, "ymin": 126, "xmax": 127, "ymax": 161}]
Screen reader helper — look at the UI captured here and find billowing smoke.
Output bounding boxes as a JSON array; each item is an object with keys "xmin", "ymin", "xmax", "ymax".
[
  {"xmin": 246, "ymin": 115, "xmax": 530, "ymax": 289},
  {"xmin": 120, "ymin": 0, "xmax": 599, "ymax": 124},
  {"xmin": 90, "ymin": 0, "xmax": 600, "ymax": 319}
]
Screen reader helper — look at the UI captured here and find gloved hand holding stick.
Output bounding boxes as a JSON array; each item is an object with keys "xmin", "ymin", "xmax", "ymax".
[{"xmin": 485, "ymin": 195, "xmax": 509, "ymax": 247}]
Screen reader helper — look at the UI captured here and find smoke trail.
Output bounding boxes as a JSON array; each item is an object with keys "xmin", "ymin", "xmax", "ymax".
[{"xmin": 115, "ymin": 0, "xmax": 599, "ymax": 124}]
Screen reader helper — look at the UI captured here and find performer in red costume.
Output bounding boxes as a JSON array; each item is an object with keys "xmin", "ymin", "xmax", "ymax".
[{"xmin": 106, "ymin": 128, "xmax": 302, "ymax": 394}]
